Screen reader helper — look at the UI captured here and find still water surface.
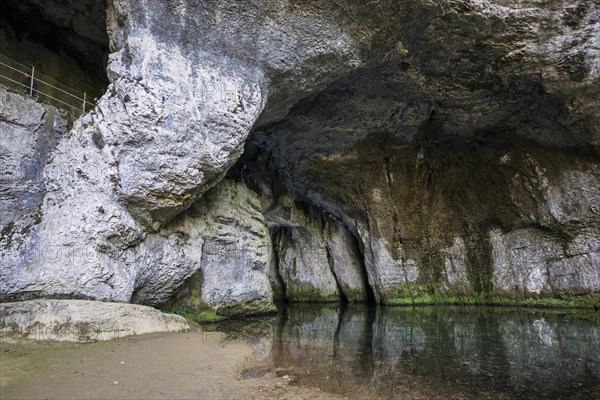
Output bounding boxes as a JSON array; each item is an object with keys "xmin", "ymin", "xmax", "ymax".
[{"xmin": 220, "ymin": 305, "xmax": 600, "ymax": 399}]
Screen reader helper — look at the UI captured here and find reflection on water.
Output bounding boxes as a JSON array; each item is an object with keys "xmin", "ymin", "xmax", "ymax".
[{"xmin": 219, "ymin": 305, "xmax": 600, "ymax": 399}]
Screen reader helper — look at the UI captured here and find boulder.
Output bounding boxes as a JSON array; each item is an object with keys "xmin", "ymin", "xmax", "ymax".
[{"xmin": 0, "ymin": 299, "xmax": 189, "ymax": 343}]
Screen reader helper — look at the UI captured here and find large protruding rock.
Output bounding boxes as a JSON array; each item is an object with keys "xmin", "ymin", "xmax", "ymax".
[
  {"xmin": 1, "ymin": 0, "xmax": 268, "ymax": 302},
  {"xmin": 0, "ymin": 0, "xmax": 370, "ymax": 304}
]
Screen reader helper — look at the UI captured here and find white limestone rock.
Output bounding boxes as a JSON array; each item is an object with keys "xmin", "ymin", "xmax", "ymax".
[
  {"xmin": 324, "ymin": 219, "xmax": 369, "ymax": 302},
  {"xmin": 0, "ymin": 299, "xmax": 189, "ymax": 343},
  {"xmin": 0, "ymin": 89, "xmax": 66, "ymax": 226},
  {"xmin": 156, "ymin": 180, "xmax": 276, "ymax": 315}
]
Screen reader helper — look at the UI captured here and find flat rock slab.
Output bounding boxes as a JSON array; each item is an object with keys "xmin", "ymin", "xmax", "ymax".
[{"xmin": 0, "ymin": 300, "xmax": 189, "ymax": 343}]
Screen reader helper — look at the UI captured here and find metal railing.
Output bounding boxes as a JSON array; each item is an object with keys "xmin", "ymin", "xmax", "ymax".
[{"xmin": 0, "ymin": 53, "xmax": 96, "ymax": 118}]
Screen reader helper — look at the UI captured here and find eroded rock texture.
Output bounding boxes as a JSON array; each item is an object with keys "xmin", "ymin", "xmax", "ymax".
[
  {"xmin": 0, "ymin": 88, "xmax": 66, "ymax": 225},
  {"xmin": 158, "ymin": 179, "xmax": 276, "ymax": 315},
  {"xmin": 1, "ymin": 0, "xmax": 599, "ymax": 311}
]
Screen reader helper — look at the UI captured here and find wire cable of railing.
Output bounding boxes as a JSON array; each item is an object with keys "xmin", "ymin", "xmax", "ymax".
[{"xmin": 0, "ymin": 53, "xmax": 96, "ymax": 119}]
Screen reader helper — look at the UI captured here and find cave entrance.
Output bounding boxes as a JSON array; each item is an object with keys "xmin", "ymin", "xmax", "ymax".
[{"xmin": 0, "ymin": 0, "xmax": 109, "ymax": 116}]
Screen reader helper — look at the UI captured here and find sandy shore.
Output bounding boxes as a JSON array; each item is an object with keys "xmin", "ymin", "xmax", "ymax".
[{"xmin": 0, "ymin": 328, "xmax": 347, "ymax": 400}]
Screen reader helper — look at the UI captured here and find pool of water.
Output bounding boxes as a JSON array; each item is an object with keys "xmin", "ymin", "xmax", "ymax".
[{"xmin": 218, "ymin": 304, "xmax": 600, "ymax": 399}]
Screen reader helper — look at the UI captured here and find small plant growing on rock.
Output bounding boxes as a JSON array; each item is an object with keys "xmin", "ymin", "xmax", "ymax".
[
  {"xmin": 1, "ymin": 220, "xmax": 16, "ymax": 249},
  {"xmin": 169, "ymin": 306, "xmax": 226, "ymax": 324}
]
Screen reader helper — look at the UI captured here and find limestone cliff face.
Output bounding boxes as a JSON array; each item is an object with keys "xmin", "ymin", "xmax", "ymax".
[
  {"xmin": 245, "ymin": 143, "xmax": 600, "ymax": 302},
  {"xmin": 0, "ymin": 89, "xmax": 66, "ymax": 225},
  {"xmin": 1, "ymin": 0, "xmax": 599, "ymax": 312},
  {"xmin": 154, "ymin": 179, "xmax": 275, "ymax": 315}
]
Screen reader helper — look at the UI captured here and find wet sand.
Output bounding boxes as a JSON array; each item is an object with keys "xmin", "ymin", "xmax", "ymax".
[{"xmin": 0, "ymin": 328, "xmax": 345, "ymax": 400}]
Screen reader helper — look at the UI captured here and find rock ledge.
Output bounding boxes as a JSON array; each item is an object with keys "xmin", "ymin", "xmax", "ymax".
[{"xmin": 0, "ymin": 299, "xmax": 189, "ymax": 343}]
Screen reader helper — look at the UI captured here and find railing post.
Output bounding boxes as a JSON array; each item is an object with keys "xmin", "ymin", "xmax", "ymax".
[
  {"xmin": 1, "ymin": 52, "xmax": 97, "ymax": 120},
  {"xmin": 30, "ymin": 66, "xmax": 35, "ymax": 96}
]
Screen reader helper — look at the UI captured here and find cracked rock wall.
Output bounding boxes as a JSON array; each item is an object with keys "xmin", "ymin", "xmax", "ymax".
[{"xmin": 0, "ymin": 88, "xmax": 66, "ymax": 226}]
